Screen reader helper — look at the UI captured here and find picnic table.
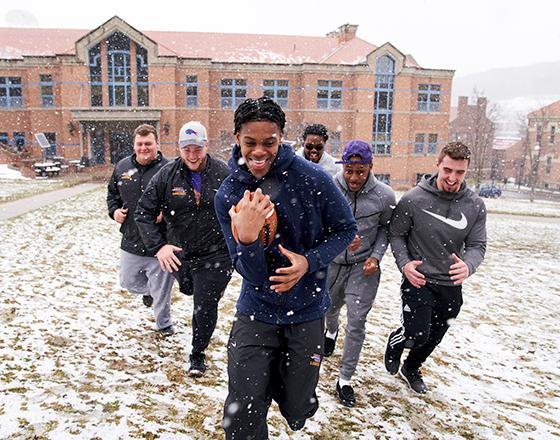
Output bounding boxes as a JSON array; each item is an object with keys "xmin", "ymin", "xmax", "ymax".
[{"xmin": 34, "ymin": 161, "xmax": 62, "ymax": 177}]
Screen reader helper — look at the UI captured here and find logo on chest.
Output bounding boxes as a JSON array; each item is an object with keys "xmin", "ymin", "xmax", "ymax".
[
  {"xmin": 172, "ymin": 187, "xmax": 187, "ymax": 197},
  {"xmin": 421, "ymin": 209, "xmax": 468, "ymax": 230}
]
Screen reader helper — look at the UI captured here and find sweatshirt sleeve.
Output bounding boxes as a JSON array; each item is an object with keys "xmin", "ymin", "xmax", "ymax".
[
  {"xmin": 106, "ymin": 167, "xmax": 122, "ymax": 220},
  {"xmin": 463, "ymin": 202, "xmax": 487, "ymax": 276},
  {"xmin": 134, "ymin": 169, "xmax": 167, "ymax": 254},
  {"xmin": 389, "ymin": 194, "xmax": 414, "ymax": 271},
  {"xmin": 370, "ymin": 188, "xmax": 396, "ymax": 261},
  {"xmin": 303, "ymin": 175, "xmax": 357, "ymax": 273},
  {"xmin": 214, "ymin": 186, "xmax": 269, "ymax": 286}
]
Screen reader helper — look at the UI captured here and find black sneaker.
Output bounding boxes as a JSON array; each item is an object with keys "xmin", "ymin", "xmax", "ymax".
[
  {"xmin": 384, "ymin": 330, "xmax": 404, "ymax": 375},
  {"xmin": 142, "ymin": 295, "xmax": 153, "ymax": 307},
  {"xmin": 336, "ymin": 381, "xmax": 356, "ymax": 408},
  {"xmin": 324, "ymin": 330, "xmax": 338, "ymax": 357},
  {"xmin": 399, "ymin": 365, "xmax": 428, "ymax": 394},
  {"xmin": 159, "ymin": 325, "xmax": 174, "ymax": 337},
  {"xmin": 189, "ymin": 352, "xmax": 206, "ymax": 377}
]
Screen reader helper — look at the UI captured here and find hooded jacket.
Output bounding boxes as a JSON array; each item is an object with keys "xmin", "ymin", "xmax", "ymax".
[
  {"xmin": 295, "ymin": 147, "xmax": 341, "ymax": 177},
  {"xmin": 135, "ymin": 154, "xmax": 230, "ymax": 264},
  {"xmin": 390, "ymin": 173, "xmax": 487, "ymax": 285},
  {"xmin": 215, "ymin": 143, "xmax": 357, "ymax": 325},
  {"xmin": 332, "ymin": 171, "xmax": 396, "ymax": 265},
  {"xmin": 107, "ymin": 152, "xmax": 168, "ymax": 257}
]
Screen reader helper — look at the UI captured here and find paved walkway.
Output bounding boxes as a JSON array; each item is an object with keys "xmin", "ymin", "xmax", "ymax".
[{"xmin": 0, "ymin": 183, "xmax": 103, "ymax": 220}]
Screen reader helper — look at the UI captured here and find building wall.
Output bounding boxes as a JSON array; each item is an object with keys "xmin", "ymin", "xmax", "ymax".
[{"xmin": 0, "ymin": 23, "xmax": 454, "ymax": 188}]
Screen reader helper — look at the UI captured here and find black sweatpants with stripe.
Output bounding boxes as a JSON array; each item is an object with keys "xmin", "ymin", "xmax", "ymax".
[
  {"xmin": 222, "ymin": 315, "xmax": 324, "ymax": 440},
  {"xmin": 390, "ymin": 278, "xmax": 463, "ymax": 371}
]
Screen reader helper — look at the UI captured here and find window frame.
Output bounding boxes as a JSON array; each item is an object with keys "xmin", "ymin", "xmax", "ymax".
[{"xmin": 317, "ymin": 79, "xmax": 343, "ymax": 110}]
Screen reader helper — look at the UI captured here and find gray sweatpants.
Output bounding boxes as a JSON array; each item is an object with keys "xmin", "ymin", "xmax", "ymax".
[
  {"xmin": 120, "ymin": 250, "xmax": 174, "ymax": 330},
  {"xmin": 325, "ymin": 262, "xmax": 381, "ymax": 381}
]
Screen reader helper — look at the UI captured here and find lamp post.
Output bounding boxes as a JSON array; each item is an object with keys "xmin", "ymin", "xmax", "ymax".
[{"xmin": 530, "ymin": 143, "xmax": 541, "ymax": 202}]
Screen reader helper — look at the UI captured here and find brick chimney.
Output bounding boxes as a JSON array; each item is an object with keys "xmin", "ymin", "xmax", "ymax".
[
  {"xmin": 327, "ymin": 24, "xmax": 358, "ymax": 43},
  {"xmin": 458, "ymin": 96, "xmax": 469, "ymax": 113},
  {"xmin": 477, "ymin": 97, "xmax": 487, "ymax": 112}
]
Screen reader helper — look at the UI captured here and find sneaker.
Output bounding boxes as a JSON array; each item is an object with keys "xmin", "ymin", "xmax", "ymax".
[
  {"xmin": 188, "ymin": 352, "xmax": 206, "ymax": 377},
  {"xmin": 159, "ymin": 325, "xmax": 174, "ymax": 337},
  {"xmin": 336, "ymin": 381, "xmax": 356, "ymax": 408},
  {"xmin": 399, "ymin": 364, "xmax": 428, "ymax": 394},
  {"xmin": 324, "ymin": 330, "xmax": 338, "ymax": 357},
  {"xmin": 384, "ymin": 330, "xmax": 404, "ymax": 375},
  {"xmin": 142, "ymin": 295, "xmax": 153, "ymax": 307}
]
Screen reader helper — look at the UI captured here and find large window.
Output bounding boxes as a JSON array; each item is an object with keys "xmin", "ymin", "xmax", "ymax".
[
  {"xmin": 44, "ymin": 132, "xmax": 56, "ymax": 157},
  {"xmin": 372, "ymin": 55, "xmax": 395, "ymax": 155},
  {"xmin": 186, "ymin": 75, "xmax": 198, "ymax": 108},
  {"xmin": 0, "ymin": 77, "xmax": 23, "ymax": 108},
  {"xmin": 417, "ymin": 84, "xmax": 441, "ymax": 112},
  {"xmin": 107, "ymin": 32, "xmax": 132, "ymax": 107},
  {"xmin": 546, "ymin": 156, "xmax": 552, "ymax": 174},
  {"xmin": 40, "ymin": 75, "xmax": 54, "ymax": 107},
  {"xmin": 0, "ymin": 132, "xmax": 8, "ymax": 146},
  {"xmin": 317, "ymin": 80, "xmax": 342, "ymax": 109},
  {"xmin": 263, "ymin": 80, "xmax": 288, "ymax": 108},
  {"xmin": 13, "ymin": 132, "xmax": 25, "ymax": 152},
  {"xmin": 550, "ymin": 126, "xmax": 556, "ymax": 144},
  {"xmin": 221, "ymin": 79, "xmax": 247, "ymax": 109},
  {"xmin": 136, "ymin": 44, "xmax": 149, "ymax": 107},
  {"xmin": 89, "ymin": 43, "xmax": 102, "ymax": 107}
]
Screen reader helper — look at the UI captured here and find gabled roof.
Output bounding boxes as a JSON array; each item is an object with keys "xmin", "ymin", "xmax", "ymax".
[
  {"xmin": 0, "ymin": 22, "xmax": 378, "ymax": 65},
  {"xmin": 528, "ymin": 99, "xmax": 560, "ymax": 118}
]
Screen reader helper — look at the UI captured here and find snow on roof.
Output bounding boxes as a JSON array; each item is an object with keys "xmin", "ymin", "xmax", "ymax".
[
  {"xmin": 528, "ymin": 99, "xmax": 560, "ymax": 118},
  {"xmin": 0, "ymin": 26, "xmax": 379, "ymax": 65},
  {"xmin": 493, "ymin": 137, "xmax": 523, "ymax": 150}
]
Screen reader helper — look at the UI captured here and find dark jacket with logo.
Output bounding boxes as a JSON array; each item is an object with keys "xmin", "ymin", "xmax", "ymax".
[
  {"xmin": 214, "ymin": 143, "xmax": 357, "ymax": 325},
  {"xmin": 107, "ymin": 152, "xmax": 168, "ymax": 257},
  {"xmin": 135, "ymin": 154, "xmax": 230, "ymax": 264},
  {"xmin": 390, "ymin": 173, "xmax": 487, "ymax": 285}
]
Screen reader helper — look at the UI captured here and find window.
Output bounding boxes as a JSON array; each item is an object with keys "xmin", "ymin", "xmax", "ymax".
[
  {"xmin": 417, "ymin": 84, "xmax": 441, "ymax": 112},
  {"xmin": 414, "ymin": 133, "xmax": 438, "ymax": 155},
  {"xmin": 0, "ymin": 132, "xmax": 8, "ymax": 146},
  {"xmin": 317, "ymin": 80, "xmax": 342, "ymax": 109},
  {"xmin": 186, "ymin": 75, "xmax": 198, "ymax": 108},
  {"xmin": 40, "ymin": 75, "xmax": 54, "ymax": 107},
  {"xmin": 136, "ymin": 44, "xmax": 149, "ymax": 107},
  {"xmin": 89, "ymin": 43, "xmax": 102, "ymax": 107},
  {"xmin": 550, "ymin": 126, "xmax": 556, "ymax": 144},
  {"xmin": 0, "ymin": 77, "xmax": 23, "ymax": 108},
  {"xmin": 263, "ymin": 80, "xmax": 288, "ymax": 108},
  {"xmin": 414, "ymin": 134, "xmax": 425, "ymax": 154},
  {"xmin": 330, "ymin": 131, "xmax": 341, "ymax": 156},
  {"xmin": 546, "ymin": 156, "xmax": 552, "ymax": 175},
  {"xmin": 13, "ymin": 132, "xmax": 25, "ymax": 152},
  {"xmin": 107, "ymin": 32, "xmax": 132, "ymax": 107},
  {"xmin": 428, "ymin": 133, "xmax": 438, "ymax": 154},
  {"xmin": 376, "ymin": 174, "xmax": 391, "ymax": 185},
  {"xmin": 536, "ymin": 124, "xmax": 542, "ymax": 144},
  {"xmin": 221, "ymin": 78, "xmax": 247, "ymax": 109},
  {"xmin": 373, "ymin": 55, "xmax": 395, "ymax": 156},
  {"xmin": 44, "ymin": 132, "xmax": 56, "ymax": 157}
]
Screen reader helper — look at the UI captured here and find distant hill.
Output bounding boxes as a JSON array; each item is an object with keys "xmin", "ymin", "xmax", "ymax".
[{"xmin": 452, "ymin": 61, "xmax": 560, "ymax": 136}]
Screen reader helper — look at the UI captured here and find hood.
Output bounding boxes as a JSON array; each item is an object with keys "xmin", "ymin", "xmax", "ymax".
[
  {"xmin": 228, "ymin": 143, "xmax": 295, "ymax": 185},
  {"xmin": 418, "ymin": 173, "xmax": 468, "ymax": 201}
]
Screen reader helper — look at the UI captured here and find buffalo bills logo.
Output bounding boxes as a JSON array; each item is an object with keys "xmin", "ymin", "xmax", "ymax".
[{"xmin": 184, "ymin": 128, "xmax": 198, "ymax": 135}]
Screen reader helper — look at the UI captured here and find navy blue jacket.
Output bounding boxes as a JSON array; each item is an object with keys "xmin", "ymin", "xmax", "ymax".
[{"xmin": 215, "ymin": 143, "xmax": 357, "ymax": 325}]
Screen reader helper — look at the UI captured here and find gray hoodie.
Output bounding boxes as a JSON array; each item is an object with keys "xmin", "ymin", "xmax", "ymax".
[
  {"xmin": 332, "ymin": 171, "xmax": 396, "ymax": 265},
  {"xmin": 390, "ymin": 173, "xmax": 487, "ymax": 285}
]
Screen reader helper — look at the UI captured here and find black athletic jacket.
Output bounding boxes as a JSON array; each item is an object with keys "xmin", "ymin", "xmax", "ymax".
[
  {"xmin": 135, "ymin": 155, "xmax": 230, "ymax": 264},
  {"xmin": 107, "ymin": 152, "xmax": 168, "ymax": 257}
]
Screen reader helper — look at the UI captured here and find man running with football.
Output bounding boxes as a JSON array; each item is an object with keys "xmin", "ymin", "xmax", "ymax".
[{"xmin": 215, "ymin": 96, "xmax": 357, "ymax": 439}]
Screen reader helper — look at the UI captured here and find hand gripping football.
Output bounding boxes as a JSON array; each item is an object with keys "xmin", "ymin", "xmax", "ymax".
[{"xmin": 231, "ymin": 192, "xmax": 278, "ymax": 247}]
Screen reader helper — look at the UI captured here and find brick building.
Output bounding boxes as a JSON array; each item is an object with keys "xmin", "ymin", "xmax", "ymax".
[{"xmin": 0, "ymin": 16, "xmax": 454, "ymax": 188}]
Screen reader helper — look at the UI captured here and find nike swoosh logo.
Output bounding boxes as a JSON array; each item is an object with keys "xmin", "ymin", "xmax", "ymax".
[{"xmin": 421, "ymin": 209, "xmax": 468, "ymax": 230}]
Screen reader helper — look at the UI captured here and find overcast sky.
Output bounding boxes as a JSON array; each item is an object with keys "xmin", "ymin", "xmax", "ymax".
[{"xmin": 2, "ymin": 0, "xmax": 559, "ymax": 77}]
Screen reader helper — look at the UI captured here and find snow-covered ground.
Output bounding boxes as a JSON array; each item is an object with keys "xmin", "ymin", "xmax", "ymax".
[
  {"xmin": 0, "ymin": 164, "xmax": 69, "ymax": 203},
  {"xmin": 1, "ymin": 187, "xmax": 559, "ymax": 439}
]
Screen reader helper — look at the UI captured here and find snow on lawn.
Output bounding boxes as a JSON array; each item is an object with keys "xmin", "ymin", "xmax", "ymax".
[{"xmin": 1, "ymin": 188, "xmax": 559, "ymax": 439}]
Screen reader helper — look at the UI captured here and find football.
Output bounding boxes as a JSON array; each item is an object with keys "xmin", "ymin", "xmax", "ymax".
[{"xmin": 231, "ymin": 192, "xmax": 278, "ymax": 247}]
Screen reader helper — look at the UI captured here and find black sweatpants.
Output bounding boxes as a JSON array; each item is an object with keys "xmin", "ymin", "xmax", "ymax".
[
  {"xmin": 173, "ymin": 254, "xmax": 232, "ymax": 354},
  {"xmin": 390, "ymin": 278, "xmax": 463, "ymax": 371},
  {"xmin": 222, "ymin": 315, "xmax": 324, "ymax": 440}
]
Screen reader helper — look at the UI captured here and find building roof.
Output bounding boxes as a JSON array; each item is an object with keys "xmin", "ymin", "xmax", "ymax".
[
  {"xmin": 0, "ymin": 25, "xmax": 383, "ymax": 65},
  {"xmin": 493, "ymin": 137, "xmax": 522, "ymax": 151},
  {"xmin": 528, "ymin": 99, "xmax": 560, "ymax": 118}
]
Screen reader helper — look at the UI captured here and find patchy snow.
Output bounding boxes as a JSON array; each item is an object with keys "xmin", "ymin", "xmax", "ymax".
[
  {"xmin": 0, "ymin": 164, "xmax": 29, "ymax": 180},
  {"xmin": 0, "ymin": 187, "xmax": 559, "ymax": 439}
]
